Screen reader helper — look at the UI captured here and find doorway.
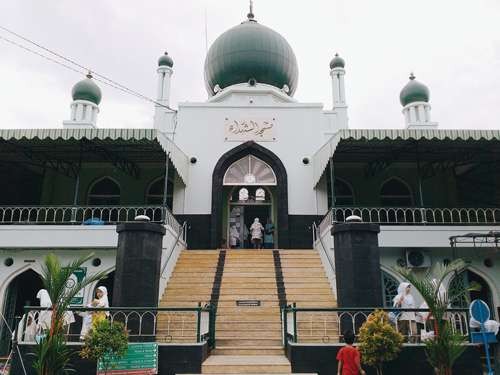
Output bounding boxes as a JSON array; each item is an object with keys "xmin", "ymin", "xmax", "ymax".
[
  {"xmin": 227, "ymin": 186, "xmax": 275, "ymax": 248},
  {"xmin": 0, "ymin": 269, "xmax": 44, "ymax": 355},
  {"xmin": 449, "ymin": 270, "xmax": 495, "ymax": 318}
]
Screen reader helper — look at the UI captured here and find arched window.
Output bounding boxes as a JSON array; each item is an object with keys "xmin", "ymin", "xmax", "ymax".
[
  {"xmin": 381, "ymin": 271, "xmax": 400, "ymax": 307},
  {"xmin": 380, "ymin": 178, "xmax": 413, "ymax": 206},
  {"xmin": 238, "ymin": 188, "xmax": 249, "ymax": 202},
  {"xmin": 255, "ymin": 188, "xmax": 266, "ymax": 201},
  {"xmin": 87, "ymin": 177, "xmax": 120, "ymax": 205},
  {"xmin": 327, "ymin": 178, "xmax": 354, "ymax": 207},
  {"xmin": 146, "ymin": 177, "xmax": 173, "ymax": 209},
  {"xmin": 449, "ymin": 270, "xmax": 494, "ymax": 313},
  {"xmin": 223, "ymin": 155, "xmax": 277, "ymax": 186}
]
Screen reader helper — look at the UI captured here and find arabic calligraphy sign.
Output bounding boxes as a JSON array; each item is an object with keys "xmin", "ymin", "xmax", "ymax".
[{"xmin": 224, "ymin": 118, "xmax": 276, "ymax": 142}]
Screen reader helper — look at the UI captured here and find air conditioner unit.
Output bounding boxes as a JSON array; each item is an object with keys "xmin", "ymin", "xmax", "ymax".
[{"xmin": 405, "ymin": 249, "xmax": 431, "ymax": 268}]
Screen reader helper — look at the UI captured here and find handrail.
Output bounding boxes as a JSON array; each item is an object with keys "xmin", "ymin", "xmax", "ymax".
[
  {"xmin": 312, "ymin": 222, "xmax": 335, "ymax": 274},
  {"xmin": 21, "ymin": 304, "xmax": 216, "ymax": 347},
  {"xmin": 330, "ymin": 206, "xmax": 500, "ymax": 225},
  {"xmin": 161, "ymin": 221, "xmax": 187, "ymax": 278},
  {"xmin": 282, "ymin": 305, "xmax": 471, "ymax": 344}
]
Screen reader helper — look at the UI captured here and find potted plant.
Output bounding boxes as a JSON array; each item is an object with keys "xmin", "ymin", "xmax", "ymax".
[
  {"xmin": 80, "ymin": 319, "xmax": 128, "ymax": 374},
  {"xmin": 358, "ymin": 309, "xmax": 404, "ymax": 375},
  {"xmin": 396, "ymin": 259, "xmax": 479, "ymax": 375},
  {"xmin": 31, "ymin": 253, "xmax": 111, "ymax": 375}
]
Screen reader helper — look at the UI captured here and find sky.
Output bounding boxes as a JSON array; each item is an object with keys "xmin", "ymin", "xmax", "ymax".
[{"xmin": 0, "ymin": 0, "xmax": 499, "ymax": 130}]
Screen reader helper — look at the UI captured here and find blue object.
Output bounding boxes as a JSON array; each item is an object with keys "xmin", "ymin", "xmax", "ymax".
[
  {"xmin": 83, "ymin": 218, "xmax": 105, "ymax": 225},
  {"xmin": 471, "ymin": 332, "xmax": 497, "ymax": 344},
  {"xmin": 470, "ymin": 299, "xmax": 490, "ymax": 324},
  {"xmin": 469, "ymin": 299, "xmax": 495, "ymax": 375}
]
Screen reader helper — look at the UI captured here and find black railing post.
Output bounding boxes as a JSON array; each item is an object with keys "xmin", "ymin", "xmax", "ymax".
[
  {"xmin": 196, "ymin": 302, "xmax": 202, "ymax": 343},
  {"xmin": 292, "ymin": 302, "xmax": 297, "ymax": 343}
]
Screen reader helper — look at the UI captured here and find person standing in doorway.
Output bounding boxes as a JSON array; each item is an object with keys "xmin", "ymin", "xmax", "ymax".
[
  {"xmin": 264, "ymin": 218, "xmax": 275, "ymax": 249},
  {"xmin": 250, "ymin": 218, "xmax": 264, "ymax": 249}
]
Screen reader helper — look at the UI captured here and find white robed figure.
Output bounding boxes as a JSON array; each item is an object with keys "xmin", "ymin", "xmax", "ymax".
[
  {"xmin": 79, "ymin": 286, "xmax": 109, "ymax": 339},
  {"xmin": 36, "ymin": 289, "xmax": 75, "ymax": 333},
  {"xmin": 36, "ymin": 289, "xmax": 52, "ymax": 332},
  {"xmin": 393, "ymin": 282, "xmax": 417, "ymax": 340}
]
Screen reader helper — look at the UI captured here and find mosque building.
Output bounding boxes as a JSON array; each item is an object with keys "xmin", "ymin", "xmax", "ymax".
[{"xmin": 0, "ymin": 4, "xmax": 499, "ymax": 373}]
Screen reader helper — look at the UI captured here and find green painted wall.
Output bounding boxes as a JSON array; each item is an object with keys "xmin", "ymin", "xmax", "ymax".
[
  {"xmin": 333, "ymin": 162, "xmax": 462, "ymax": 207},
  {"xmin": 39, "ymin": 162, "xmax": 166, "ymax": 205}
]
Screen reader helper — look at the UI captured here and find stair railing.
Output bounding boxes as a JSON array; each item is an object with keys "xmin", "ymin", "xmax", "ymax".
[{"xmin": 161, "ymin": 221, "xmax": 187, "ymax": 279}]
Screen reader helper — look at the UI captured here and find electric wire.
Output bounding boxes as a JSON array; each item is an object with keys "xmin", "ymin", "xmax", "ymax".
[{"xmin": 0, "ymin": 25, "xmax": 176, "ymax": 112}]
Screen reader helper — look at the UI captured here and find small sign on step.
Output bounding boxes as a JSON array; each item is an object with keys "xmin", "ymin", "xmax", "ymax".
[{"xmin": 236, "ymin": 300, "xmax": 261, "ymax": 307}]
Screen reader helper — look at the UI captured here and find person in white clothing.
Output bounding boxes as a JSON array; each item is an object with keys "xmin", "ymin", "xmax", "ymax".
[
  {"xmin": 79, "ymin": 286, "xmax": 110, "ymax": 340},
  {"xmin": 249, "ymin": 218, "xmax": 264, "ymax": 249},
  {"xmin": 36, "ymin": 289, "xmax": 52, "ymax": 332},
  {"xmin": 393, "ymin": 282, "xmax": 417, "ymax": 342}
]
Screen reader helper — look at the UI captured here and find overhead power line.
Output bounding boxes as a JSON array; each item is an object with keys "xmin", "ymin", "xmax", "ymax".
[{"xmin": 0, "ymin": 25, "xmax": 176, "ymax": 112}]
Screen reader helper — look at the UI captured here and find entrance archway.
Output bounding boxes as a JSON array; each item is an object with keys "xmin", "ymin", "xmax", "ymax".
[
  {"xmin": 0, "ymin": 269, "xmax": 43, "ymax": 354},
  {"xmin": 211, "ymin": 142, "xmax": 288, "ymax": 249},
  {"xmin": 449, "ymin": 270, "xmax": 495, "ymax": 317}
]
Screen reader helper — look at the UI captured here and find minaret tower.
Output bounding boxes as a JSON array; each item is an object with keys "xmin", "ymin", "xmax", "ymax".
[
  {"xmin": 400, "ymin": 73, "xmax": 438, "ymax": 129},
  {"xmin": 63, "ymin": 73, "xmax": 102, "ymax": 128},
  {"xmin": 329, "ymin": 53, "xmax": 348, "ymax": 127},
  {"xmin": 154, "ymin": 52, "xmax": 174, "ymax": 130}
]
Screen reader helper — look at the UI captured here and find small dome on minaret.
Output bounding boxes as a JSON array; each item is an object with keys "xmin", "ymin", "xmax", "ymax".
[
  {"xmin": 158, "ymin": 52, "xmax": 174, "ymax": 68},
  {"xmin": 330, "ymin": 53, "xmax": 345, "ymax": 69},
  {"xmin": 71, "ymin": 73, "xmax": 102, "ymax": 105},
  {"xmin": 399, "ymin": 73, "xmax": 430, "ymax": 106}
]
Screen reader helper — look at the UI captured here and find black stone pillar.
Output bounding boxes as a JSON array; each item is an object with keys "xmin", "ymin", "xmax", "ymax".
[
  {"xmin": 113, "ymin": 217, "xmax": 165, "ymax": 341},
  {"xmin": 332, "ymin": 220, "xmax": 382, "ymax": 336}
]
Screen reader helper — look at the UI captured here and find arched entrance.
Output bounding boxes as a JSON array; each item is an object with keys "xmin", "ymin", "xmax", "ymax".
[
  {"xmin": 449, "ymin": 270, "xmax": 495, "ymax": 317},
  {"xmin": 211, "ymin": 142, "xmax": 288, "ymax": 249},
  {"xmin": 0, "ymin": 269, "xmax": 43, "ymax": 354}
]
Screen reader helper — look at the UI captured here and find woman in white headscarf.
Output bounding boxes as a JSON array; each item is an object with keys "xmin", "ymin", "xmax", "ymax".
[
  {"xmin": 250, "ymin": 218, "xmax": 264, "ymax": 249},
  {"xmin": 393, "ymin": 282, "xmax": 417, "ymax": 341},
  {"xmin": 36, "ymin": 289, "xmax": 52, "ymax": 332},
  {"xmin": 36, "ymin": 289, "xmax": 75, "ymax": 333},
  {"xmin": 79, "ymin": 286, "xmax": 110, "ymax": 340}
]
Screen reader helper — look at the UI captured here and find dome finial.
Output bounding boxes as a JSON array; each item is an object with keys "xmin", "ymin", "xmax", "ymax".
[
  {"xmin": 409, "ymin": 72, "xmax": 415, "ymax": 80},
  {"xmin": 86, "ymin": 70, "xmax": 93, "ymax": 79},
  {"xmin": 247, "ymin": 0, "xmax": 255, "ymax": 20}
]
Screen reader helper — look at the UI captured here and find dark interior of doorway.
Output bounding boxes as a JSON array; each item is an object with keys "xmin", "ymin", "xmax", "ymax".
[
  {"xmin": 0, "ymin": 270, "xmax": 43, "ymax": 355},
  {"xmin": 467, "ymin": 271, "xmax": 493, "ymax": 311}
]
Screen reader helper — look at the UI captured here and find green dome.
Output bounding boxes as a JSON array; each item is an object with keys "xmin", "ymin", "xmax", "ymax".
[
  {"xmin": 400, "ymin": 73, "xmax": 429, "ymax": 106},
  {"xmin": 204, "ymin": 17, "xmax": 298, "ymax": 96},
  {"xmin": 72, "ymin": 74, "xmax": 102, "ymax": 105},
  {"xmin": 330, "ymin": 53, "xmax": 345, "ymax": 69},
  {"xmin": 158, "ymin": 52, "xmax": 174, "ymax": 67}
]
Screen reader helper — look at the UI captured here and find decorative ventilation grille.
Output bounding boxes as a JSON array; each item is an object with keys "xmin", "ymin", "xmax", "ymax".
[{"xmin": 223, "ymin": 155, "xmax": 277, "ymax": 185}]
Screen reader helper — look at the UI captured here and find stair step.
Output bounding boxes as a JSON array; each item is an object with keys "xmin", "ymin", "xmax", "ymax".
[
  {"xmin": 202, "ymin": 355, "xmax": 291, "ymax": 374},
  {"xmin": 213, "ymin": 346, "xmax": 284, "ymax": 355}
]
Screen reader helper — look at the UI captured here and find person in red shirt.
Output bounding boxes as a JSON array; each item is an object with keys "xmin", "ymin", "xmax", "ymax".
[{"xmin": 337, "ymin": 330, "xmax": 365, "ymax": 375}]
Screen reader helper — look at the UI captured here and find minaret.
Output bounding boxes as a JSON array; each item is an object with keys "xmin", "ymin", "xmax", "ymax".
[
  {"xmin": 329, "ymin": 53, "xmax": 348, "ymax": 127},
  {"xmin": 63, "ymin": 73, "xmax": 102, "ymax": 128},
  {"xmin": 400, "ymin": 73, "xmax": 438, "ymax": 129},
  {"xmin": 154, "ymin": 52, "xmax": 174, "ymax": 130}
]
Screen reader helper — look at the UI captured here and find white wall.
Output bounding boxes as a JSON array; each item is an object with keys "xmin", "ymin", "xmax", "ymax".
[
  {"xmin": 0, "ymin": 224, "xmax": 186, "ymax": 311},
  {"xmin": 169, "ymin": 86, "xmax": 346, "ymax": 216}
]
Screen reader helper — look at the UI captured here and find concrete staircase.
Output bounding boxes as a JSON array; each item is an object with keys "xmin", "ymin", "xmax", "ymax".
[
  {"xmin": 159, "ymin": 248, "xmax": 334, "ymax": 373},
  {"xmin": 157, "ymin": 250, "xmax": 220, "ymax": 343},
  {"xmin": 203, "ymin": 249, "xmax": 289, "ymax": 374},
  {"xmin": 280, "ymin": 250, "xmax": 338, "ymax": 344}
]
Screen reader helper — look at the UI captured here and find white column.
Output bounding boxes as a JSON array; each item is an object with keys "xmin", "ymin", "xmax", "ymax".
[
  {"xmin": 154, "ymin": 66, "xmax": 174, "ymax": 130},
  {"xmin": 63, "ymin": 100, "xmax": 99, "ymax": 128},
  {"xmin": 330, "ymin": 67, "xmax": 348, "ymax": 128}
]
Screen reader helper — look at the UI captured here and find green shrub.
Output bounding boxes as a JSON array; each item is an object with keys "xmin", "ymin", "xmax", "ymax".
[{"xmin": 358, "ymin": 309, "xmax": 404, "ymax": 375}]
